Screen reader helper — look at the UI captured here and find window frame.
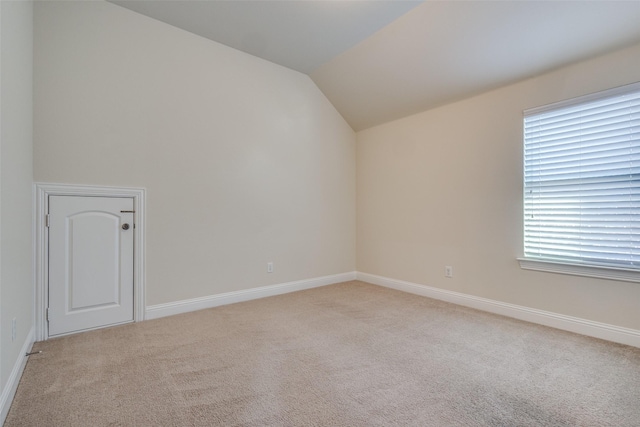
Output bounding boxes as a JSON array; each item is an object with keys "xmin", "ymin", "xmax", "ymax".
[{"xmin": 519, "ymin": 82, "xmax": 640, "ymax": 283}]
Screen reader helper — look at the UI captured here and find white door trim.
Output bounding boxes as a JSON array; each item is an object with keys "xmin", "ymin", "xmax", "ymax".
[{"xmin": 34, "ymin": 183, "xmax": 146, "ymax": 341}]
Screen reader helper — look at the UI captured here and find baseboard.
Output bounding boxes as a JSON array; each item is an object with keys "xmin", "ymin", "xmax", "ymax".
[
  {"xmin": 357, "ymin": 272, "xmax": 640, "ymax": 348},
  {"xmin": 146, "ymin": 272, "xmax": 357, "ymax": 320},
  {"xmin": 1, "ymin": 326, "xmax": 35, "ymax": 424}
]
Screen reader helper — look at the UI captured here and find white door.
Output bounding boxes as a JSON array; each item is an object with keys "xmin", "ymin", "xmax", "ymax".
[{"xmin": 48, "ymin": 196, "xmax": 134, "ymax": 336}]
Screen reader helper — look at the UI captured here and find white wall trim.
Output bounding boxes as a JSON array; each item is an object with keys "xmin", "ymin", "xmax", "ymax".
[
  {"xmin": 357, "ymin": 272, "xmax": 640, "ymax": 348},
  {"xmin": 146, "ymin": 272, "xmax": 357, "ymax": 320},
  {"xmin": 34, "ymin": 183, "xmax": 146, "ymax": 341},
  {"xmin": 1, "ymin": 326, "xmax": 34, "ymax": 425},
  {"xmin": 518, "ymin": 257, "xmax": 640, "ymax": 283}
]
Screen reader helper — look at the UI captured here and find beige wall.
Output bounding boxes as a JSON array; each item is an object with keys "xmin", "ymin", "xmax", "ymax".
[
  {"xmin": 34, "ymin": 1, "xmax": 356, "ymax": 306},
  {"xmin": 357, "ymin": 42, "xmax": 640, "ymax": 330},
  {"xmin": 29, "ymin": 1, "xmax": 640, "ymax": 333},
  {"xmin": 1, "ymin": 0, "xmax": 34, "ymax": 399}
]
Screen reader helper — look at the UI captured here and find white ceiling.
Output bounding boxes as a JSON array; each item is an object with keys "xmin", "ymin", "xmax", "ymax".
[
  {"xmin": 109, "ymin": 0, "xmax": 422, "ymax": 74},
  {"xmin": 109, "ymin": 1, "xmax": 640, "ymax": 131}
]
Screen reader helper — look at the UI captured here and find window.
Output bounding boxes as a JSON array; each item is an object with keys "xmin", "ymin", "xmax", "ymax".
[{"xmin": 521, "ymin": 82, "xmax": 640, "ymax": 280}]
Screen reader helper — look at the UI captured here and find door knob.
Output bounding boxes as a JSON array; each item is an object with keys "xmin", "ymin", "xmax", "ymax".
[{"xmin": 122, "ymin": 223, "xmax": 130, "ymax": 230}]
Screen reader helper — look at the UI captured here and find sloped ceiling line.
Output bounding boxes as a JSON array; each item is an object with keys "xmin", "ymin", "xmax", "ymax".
[{"xmin": 109, "ymin": 1, "xmax": 640, "ymax": 131}]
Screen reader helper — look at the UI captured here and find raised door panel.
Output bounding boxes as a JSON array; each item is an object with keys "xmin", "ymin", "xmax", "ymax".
[{"xmin": 49, "ymin": 196, "xmax": 134, "ymax": 336}]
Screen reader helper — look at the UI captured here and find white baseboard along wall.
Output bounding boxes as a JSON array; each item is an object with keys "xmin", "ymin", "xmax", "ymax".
[
  {"xmin": 146, "ymin": 272, "xmax": 358, "ymax": 320},
  {"xmin": 146, "ymin": 271, "xmax": 640, "ymax": 348},
  {"xmin": 356, "ymin": 272, "xmax": 640, "ymax": 349},
  {"xmin": 1, "ymin": 327, "xmax": 35, "ymax": 425}
]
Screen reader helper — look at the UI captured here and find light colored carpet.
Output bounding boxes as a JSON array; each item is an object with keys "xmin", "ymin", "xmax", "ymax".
[{"xmin": 5, "ymin": 281, "xmax": 640, "ymax": 426}]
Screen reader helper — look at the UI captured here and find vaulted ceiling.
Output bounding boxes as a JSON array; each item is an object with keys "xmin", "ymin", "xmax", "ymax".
[{"xmin": 109, "ymin": 1, "xmax": 640, "ymax": 131}]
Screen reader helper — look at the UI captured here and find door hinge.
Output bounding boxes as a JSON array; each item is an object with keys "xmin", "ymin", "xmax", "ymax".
[
  {"xmin": 46, "ymin": 308, "xmax": 49, "ymax": 322},
  {"xmin": 45, "ymin": 214, "xmax": 50, "ymax": 228}
]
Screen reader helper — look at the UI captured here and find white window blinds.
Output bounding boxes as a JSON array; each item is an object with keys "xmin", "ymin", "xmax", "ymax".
[{"xmin": 523, "ymin": 82, "xmax": 640, "ymax": 269}]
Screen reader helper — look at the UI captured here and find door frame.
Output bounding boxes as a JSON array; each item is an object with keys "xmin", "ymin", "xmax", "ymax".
[{"xmin": 34, "ymin": 183, "xmax": 146, "ymax": 341}]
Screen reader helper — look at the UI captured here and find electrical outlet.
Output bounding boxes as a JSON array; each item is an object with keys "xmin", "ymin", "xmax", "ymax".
[
  {"xmin": 11, "ymin": 318, "xmax": 16, "ymax": 341},
  {"xmin": 267, "ymin": 262, "xmax": 274, "ymax": 273},
  {"xmin": 445, "ymin": 266, "xmax": 453, "ymax": 278}
]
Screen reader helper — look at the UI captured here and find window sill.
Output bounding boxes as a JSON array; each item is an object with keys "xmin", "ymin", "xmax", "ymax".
[{"xmin": 517, "ymin": 258, "xmax": 640, "ymax": 283}]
